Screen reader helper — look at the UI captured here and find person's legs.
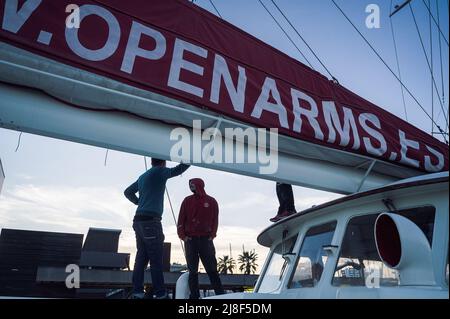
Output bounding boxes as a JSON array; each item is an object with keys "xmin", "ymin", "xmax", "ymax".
[
  {"xmin": 185, "ymin": 238, "xmax": 201, "ymax": 299},
  {"xmin": 279, "ymin": 183, "xmax": 295, "ymax": 213},
  {"xmin": 271, "ymin": 183, "xmax": 296, "ymax": 222},
  {"xmin": 199, "ymin": 238, "xmax": 225, "ymax": 296},
  {"xmin": 136, "ymin": 220, "xmax": 167, "ymax": 298},
  {"xmin": 132, "ymin": 222, "xmax": 149, "ymax": 297},
  {"xmin": 276, "ymin": 182, "xmax": 285, "ymax": 214}
]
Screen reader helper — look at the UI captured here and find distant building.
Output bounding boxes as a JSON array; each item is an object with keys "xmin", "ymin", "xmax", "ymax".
[{"xmin": 0, "ymin": 158, "xmax": 4, "ymax": 195}]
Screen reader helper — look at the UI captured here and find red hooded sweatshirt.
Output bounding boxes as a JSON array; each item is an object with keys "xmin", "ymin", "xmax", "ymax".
[{"xmin": 177, "ymin": 178, "xmax": 219, "ymax": 240}]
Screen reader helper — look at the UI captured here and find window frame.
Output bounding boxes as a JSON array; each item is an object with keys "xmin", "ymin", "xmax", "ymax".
[
  {"xmin": 255, "ymin": 234, "xmax": 298, "ymax": 293},
  {"xmin": 444, "ymin": 249, "xmax": 449, "ymax": 287},
  {"xmin": 286, "ymin": 220, "xmax": 338, "ymax": 289}
]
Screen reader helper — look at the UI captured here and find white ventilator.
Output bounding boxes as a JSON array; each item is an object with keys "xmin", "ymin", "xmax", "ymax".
[
  {"xmin": 175, "ymin": 272, "xmax": 190, "ymax": 299},
  {"xmin": 375, "ymin": 213, "xmax": 436, "ymax": 286}
]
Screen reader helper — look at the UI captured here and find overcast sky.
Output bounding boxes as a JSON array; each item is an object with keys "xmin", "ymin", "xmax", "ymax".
[{"xmin": 0, "ymin": 0, "xmax": 448, "ymax": 272}]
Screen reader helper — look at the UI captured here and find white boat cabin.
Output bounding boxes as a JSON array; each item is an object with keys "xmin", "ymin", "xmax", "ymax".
[{"xmin": 208, "ymin": 172, "xmax": 449, "ymax": 299}]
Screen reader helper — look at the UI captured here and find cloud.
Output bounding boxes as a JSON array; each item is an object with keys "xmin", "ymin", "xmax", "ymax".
[
  {"xmin": 16, "ymin": 174, "xmax": 34, "ymax": 181},
  {"xmin": 0, "ymin": 183, "xmax": 269, "ymax": 272},
  {"xmin": 0, "ymin": 179, "xmax": 341, "ymax": 274},
  {"xmin": 0, "ymin": 184, "xmax": 132, "ymax": 231},
  {"xmin": 221, "ymin": 191, "xmax": 277, "ymax": 211}
]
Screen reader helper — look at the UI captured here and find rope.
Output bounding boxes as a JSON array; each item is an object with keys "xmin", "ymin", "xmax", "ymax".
[
  {"xmin": 331, "ymin": 0, "xmax": 448, "ymax": 142},
  {"xmin": 190, "ymin": 0, "xmax": 222, "ymax": 19},
  {"xmin": 15, "ymin": 132, "xmax": 23, "ymax": 152},
  {"xmin": 428, "ymin": 0, "xmax": 434, "ymax": 134},
  {"xmin": 409, "ymin": 3, "xmax": 448, "ymax": 129},
  {"xmin": 435, "ymin": 0, "xmax": 448, "ymax": 134},
  {"xmin": 166, "ymin": 186, "xmax": 186, "ymax": 259},
  {"xmin": 270, "ymin": 0, "xmax": 338, "ymax": 82},
  {"xmin": 104, "ymin": 149, "xmax": 109, "ymax": 166},
  {"xmin": 421, "ymin": 0, "xmax": 449, "ymax": 46},
  {"xmin": 389, "ymin": 0, "xmax": 408, "ymax": 121},
  {"xmin": 436, "ymin": 0, "xmax": 445, "ymax": 106},
  {"xmin": 257, "ymin": 0, "xmax": 314, "ymax": 69},
  {"xmin": 208, "ymin": 0, "xmax": 223, "ymax": 19}
]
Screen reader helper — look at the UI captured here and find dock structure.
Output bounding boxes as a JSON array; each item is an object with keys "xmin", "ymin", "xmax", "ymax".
[
  {"xmin": 36, "ymin": 266, "xmax": 258, "ymax": 298},
  {"xmin": 0, "ymin": 228, "xmax": 258, "ymax": 298}
]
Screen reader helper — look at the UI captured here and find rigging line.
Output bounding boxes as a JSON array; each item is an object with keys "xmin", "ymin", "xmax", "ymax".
[
  {"xmin": 104, "ymin": 149, "xmax": 109, "ymax": 166},
  {"xmin": 436, "ymin": 97, "xmax": 450, "ymax": 134},
  {"xmin": 447, "ymin": 108, "xmax": 450, "ymax": 136},
  {"xmin": 208, "ymin": 0, "xmax": 223, "ymax": 19},
  {"xmin": 166, "ymin": 186, "xmax": 186, "ymax": 259},
  {"xmin": 14, "ymin": 132, "xmax": 23, "ymax": 152},
  {"xmin": 330, "ymin": 0, "xmax": 448, "ymax": 141},
  {"xmin": 270, "ymin": 0, "xmax": 338, "ymax": 82},
  {"xmin": 389, "ymin": 0, "xmax": 408, "ymax": 121},
  {"xmin": 436, "ymin": 0, "xmax": 446, "ymax": 107},
  {"xmin": 432, "ymin": 131, "xmax": 449, "ymax": 136},
  {"xmin": 144, "ymin": 156, "xmax": 148, "ymax": 171},
  {"xmin": 421, "ymin": 0, "xmax": 449, "ymax": 47},
  {"xmin": 409, "ymin": 3, "xmax": 448, "ymax": 129},
  {"xmin": 256, "ymin": 0, "xmax": 315, "ymax": 69},
  {"xmin": 428, "ymin": 0, "xmax": 434, "ymax": 135}
]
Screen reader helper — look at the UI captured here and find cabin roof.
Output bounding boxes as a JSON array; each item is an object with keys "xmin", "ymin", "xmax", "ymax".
[{"xmin": 257, "ymin": 171, "xmax": 449, "ymax": 247}]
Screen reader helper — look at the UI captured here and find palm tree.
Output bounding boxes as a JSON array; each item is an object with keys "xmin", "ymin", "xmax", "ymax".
[
  {"xmin": 217, "ymin": 255, "xmax": 236, "ymax": 274},
  {"xmin": 238, "ymin": 249, "xmax": 258, "ymax": 274}
]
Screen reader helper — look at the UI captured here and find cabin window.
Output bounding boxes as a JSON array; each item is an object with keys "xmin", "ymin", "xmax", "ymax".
[
  {"xmin": 257, "ymin": 235, "xmax": 297, "ymax": 293},
  {"xmin": 288, "ymin": 222, "xmax": 337, "ymax": 288},
  {"xmin": 446, "ymin": 250, "xmax": 449, "ymax": 286},
  {"xmin": 332, "ymin": 206, "xmax": 435, "ymax": 287}
]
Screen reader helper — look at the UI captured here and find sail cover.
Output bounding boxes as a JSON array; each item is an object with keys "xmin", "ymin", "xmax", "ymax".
[{"xmin": 0, "ymin": 0, "xmax": 448, "ymax": 173}]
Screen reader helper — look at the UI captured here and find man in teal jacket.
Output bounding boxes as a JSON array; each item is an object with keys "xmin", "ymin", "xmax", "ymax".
[{"xmin": 124, "ymin": 158, "xmax": 189, "ymax": 299}]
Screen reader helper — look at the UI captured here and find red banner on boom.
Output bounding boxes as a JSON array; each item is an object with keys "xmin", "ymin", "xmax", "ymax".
[{"xmin": 0, "ymin": 0, "xmax": 448, "ymax": 172}]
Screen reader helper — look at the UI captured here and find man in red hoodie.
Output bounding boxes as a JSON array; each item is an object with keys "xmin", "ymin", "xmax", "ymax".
[{"xmin": 177, "ymin": 178, "xmax": 225, "ymax": 299}]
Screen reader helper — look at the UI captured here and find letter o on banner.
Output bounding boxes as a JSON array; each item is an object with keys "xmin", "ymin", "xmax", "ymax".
[{"xmin": 65, "ymin": 5, "xmax": 121, "ymax": 61}]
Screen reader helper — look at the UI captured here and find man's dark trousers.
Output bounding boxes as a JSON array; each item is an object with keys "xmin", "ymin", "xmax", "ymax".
[
  {"xmin": 276, "ymin": 183, "xmax": 295, "ymax": 213},
  {"xmin": 132, "ymin": 219, "xmax": 166, "ymax": 298},
  {"xmin": 185, "ymin": 236, "xmax": 225, "ymax": 299}
]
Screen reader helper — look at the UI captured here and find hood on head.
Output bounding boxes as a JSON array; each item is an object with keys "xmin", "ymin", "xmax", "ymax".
[{"xmin": 189, "ymin": 178, "xmax": 206, "ymax": 196}]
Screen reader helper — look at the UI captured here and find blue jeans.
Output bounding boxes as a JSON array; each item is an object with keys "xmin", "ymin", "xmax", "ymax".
[{"xmin": 132, "ymin": 220, "xmax": 166, "ymax": 297}]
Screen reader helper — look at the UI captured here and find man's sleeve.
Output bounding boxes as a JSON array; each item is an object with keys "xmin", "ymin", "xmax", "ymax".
[
  {"xmin": 165, "ymin": 163, "xmax": 190, "ymax": 179},
  {"xmin": 177, "ymin": 199, "xmax": 187, "ymax": 240},
  {"xmin": 211, "ymin": 199, "xmax": 219, "ymax": 239},
  {"xmin": 124, "ymin": 181, "xmax": 139, "ymax": 205}
]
